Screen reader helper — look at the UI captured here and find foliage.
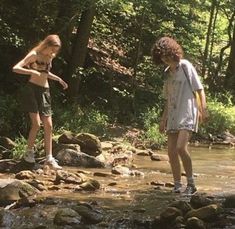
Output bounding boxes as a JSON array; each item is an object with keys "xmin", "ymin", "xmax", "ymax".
[
  {"xmin": 11, "ymin": 135, "xmax": 27, "ymax": 160},
  {"xmin": 0, "ymin": 0, "xmax": 234, "ymax": 147},
  {"xmin": 139, "ymin": 107, "xmax": 167, "ymax": 146},
  {"xmin": 0, "ymin": 95, "xmax": 27, "ymax": 137},
  {"xmin": 199, "ymin": 100, "xmax": 235, "ymax": 136},
  {"xmin": 53, "ymin": 104, "xmax": 109, "ymax": 136}
]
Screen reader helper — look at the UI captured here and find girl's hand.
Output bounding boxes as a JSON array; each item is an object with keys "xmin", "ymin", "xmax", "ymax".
[
  {"xmin": 59, "ymin": 78, "xmax": 68, "ymax": 90},
  {"xmin": 31, "ymin": 70, "xmax": 41, "ymax": 76},
  {"xmin": 29, "ymin": 70, "xmax": 41, "ymax": 80}
]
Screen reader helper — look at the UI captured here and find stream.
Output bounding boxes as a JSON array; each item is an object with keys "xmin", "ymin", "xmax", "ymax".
[{"xmin": 40, "ymin": 145, "xmax": 235, "ymax": 220}]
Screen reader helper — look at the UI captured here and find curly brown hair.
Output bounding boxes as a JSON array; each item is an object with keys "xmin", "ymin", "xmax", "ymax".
[{"xmin": 151, "ymin": 37, "xmax": 183, "ymax": 65}]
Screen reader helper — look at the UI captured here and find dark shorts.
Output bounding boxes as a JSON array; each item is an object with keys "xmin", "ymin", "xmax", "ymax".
[{"xmin": 21, "ymin": 82, "xmax": 52, "ymax": 116}]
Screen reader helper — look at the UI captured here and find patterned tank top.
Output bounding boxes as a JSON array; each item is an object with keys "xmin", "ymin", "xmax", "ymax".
[{"xmin": 29, "ymin": 60, "xmax": 51, "ymax": 73}]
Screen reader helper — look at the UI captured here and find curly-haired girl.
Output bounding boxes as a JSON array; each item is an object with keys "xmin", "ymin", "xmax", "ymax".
[{"xmin": 152, "ymin": 36, "xmax": 208, "ymax": 195}]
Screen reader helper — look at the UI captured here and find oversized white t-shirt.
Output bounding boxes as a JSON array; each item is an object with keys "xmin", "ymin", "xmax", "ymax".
[{"xmin": 163, "ymin": 59, "xmax": 203, "ymax": 132}]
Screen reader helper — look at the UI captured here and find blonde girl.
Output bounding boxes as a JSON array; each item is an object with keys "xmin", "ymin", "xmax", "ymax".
[{"xmin": 13, "ymin": 34, "xmax": 68, "ymax": 170}]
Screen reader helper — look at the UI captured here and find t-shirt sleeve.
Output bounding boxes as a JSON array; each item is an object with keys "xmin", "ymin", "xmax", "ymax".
[
  {"xmin": 183, "ymin": 60, "xmax": 203, "ymax": 92},
  {"xmin": 190, "ymin": 64, "xmax": 203, "ymax": 91}
]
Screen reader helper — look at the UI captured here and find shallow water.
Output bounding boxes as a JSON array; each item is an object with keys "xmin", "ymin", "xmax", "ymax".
[{"xmin": 42, "ymin": 145, "xmax": 235, "ymax": 219}]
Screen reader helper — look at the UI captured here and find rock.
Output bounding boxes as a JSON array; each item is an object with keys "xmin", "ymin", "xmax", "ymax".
[
  {"xmin": 0, "ymin": 179, "xmax": 38, "ymax": 204},
  {"xmin": 150, "ymin": 153, "xmax": 169, "ymax": 161},
  {"xmin": 111, "ymin": 165, "xmax": 144, "ymax": 176},
  {"xmin": 136, "ymin": 150, "xmax": 149, "ymax": 156},
  {"xmin": 186, "ymin": 217, "xmax": 205, "ymax": 229},
  {"xmin": 0, "ymin": 159, "xmax": 17, "ymax": 173},
  {"xmin": 190, "ymin": 193, "xmax": 215, "ymax": 209},
  {"xmin": 185, "ymin": 204, "xmax": 222, "ymax": 220},
  {"xmin": 78, "ymin": 179, "xmax": 100, "ymax": 191},
  {"xmin": 15, "ymin": 170, "xmax": 36, "ymax": 180},
  {"xmin": 0, "ymin": 209, "xmax": 17, "ymax": 227},
  {"xmin": 101, "ymin": 141, "xmax": 113, "ymax": 150},
  {"xmin": 55, "ymin": 170, "xmax": 83, "ymax": 184},
  {"xmin": 58, "ymin": 131, "xmax": 79, "ymax": 144},
  {"xmin": 93, "ymin": 172, "xmax": 112, "ymax": 177},
  {"xmin": 76, "ymin": 133, "xmax": 102, "ymax": 157},
  {"xmin": 56, "ymin": 149, "xmax": 105, "ymax": 168},
  {"xmin": 160, "ymin": 207, "xmax": 182, "ymax": 222},
  {"xmin": 170, "ymin": 200, "xmax": 192, "ymax": 215},
  {"xmin": 53, "ymin": 143, "xmax": 81, "ymax": 156},
  {"xmin": 54, "ymin": 208, "xmax": 82, "ymax": 226},
  {"xmin": 27, "ymin": 179, "xmax": 47, "ymax": 191},
  {"xmin": 224, "ymin": 194, "xmax": 235, "ymax": 208},
  {"xmin": 150, "ymin": 181, "xmax": 165, "ymax": 187},
  {"xmin": 73, "ymin": 204, "xmax": 104, "ymax": 224},
  {"xmin": 0, "ymin": 137, "xmax": 16, "ymax": 150}
]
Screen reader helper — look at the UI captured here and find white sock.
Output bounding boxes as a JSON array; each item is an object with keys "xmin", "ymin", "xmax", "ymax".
[{"xmin": 46, "ymin": 154, "xmax": 53, "ymax": 161}]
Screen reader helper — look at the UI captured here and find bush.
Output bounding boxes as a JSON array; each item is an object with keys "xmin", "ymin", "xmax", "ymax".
[
  {"xmin": 139, "ymin": 107, "xmax": 166, "ymax": 146},
  {"xmin": 199, "ymin": 101, "xmax": 235, "ymax": 136},
  {"xmin": 53, "ymin": 104, "xmax": 109, "ymax": 136},
  {"xmin": 11, "ymin": 135, "xmax": 27, "ymax": 160},
  {"xmin": 0, "ymin": 95, "xmax": 27, "ymax": 137}
]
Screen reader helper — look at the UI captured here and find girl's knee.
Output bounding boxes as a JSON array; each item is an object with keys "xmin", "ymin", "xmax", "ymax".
[{"xmin": 31, "ymin": 121, "xmax": 41, "ymax": 130}]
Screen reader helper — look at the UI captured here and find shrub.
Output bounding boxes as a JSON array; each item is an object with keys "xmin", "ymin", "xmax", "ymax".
[
  {"xmin": 140, "ymin": 107, "xmax": 166, "ymax": 146},
  {"xmin": 199, "ymin": 101, "xmax": 235, "ymax": 136},
  {"xmin": 53, "ymin": 104, "xmax": 109, "ymax": 136}
]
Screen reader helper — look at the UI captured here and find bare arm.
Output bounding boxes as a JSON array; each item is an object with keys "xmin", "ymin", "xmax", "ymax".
[
  {"xmin": 197, "ymin": 89, "xmax": 209, "ymax": 122},
  {"xmin": 12, "ymin": 51, "xmax": 40, "ymax": 76},
  {"xmin": 47, "ymin": 72, "xmax": 68, "ymax": 90}
]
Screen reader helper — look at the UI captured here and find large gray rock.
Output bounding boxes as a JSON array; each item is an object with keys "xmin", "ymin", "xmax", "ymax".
[
  {"xmin": 56, "ymin": 149, "xmax": 105, "ymax": 168},
  {"xmin": 58, "ymin": 132, "xmax": 102, "ymax": 157}
]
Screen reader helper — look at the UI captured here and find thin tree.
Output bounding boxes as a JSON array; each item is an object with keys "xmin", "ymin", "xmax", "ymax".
[
  {"xmin": 201, "ymin": 0, "xmax": 217, "ymax": 78},
  {"xmin": 67, "ymin": 1, "xmax": 96, "ymax": 102}
]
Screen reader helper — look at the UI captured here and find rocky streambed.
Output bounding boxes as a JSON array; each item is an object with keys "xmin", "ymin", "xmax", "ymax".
[{"xmin": 0, "ymin": 131, "xmax": 235, "ymax": 228}]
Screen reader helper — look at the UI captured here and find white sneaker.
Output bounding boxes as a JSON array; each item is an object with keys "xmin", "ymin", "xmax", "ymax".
[
  {"xmin": 23, "ymin": 150, "xmax": 36, "ymax": 163},
  {"xmin": 44, "ymin": 158, "xmax": 62, "ymax": 170}
]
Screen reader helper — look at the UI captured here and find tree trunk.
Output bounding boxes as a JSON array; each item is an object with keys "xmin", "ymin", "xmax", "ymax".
[
  {"xmin": 67, "ymin": 1, "xmax": 96, "ymax": 102},
  {"xmin": 208, "ymin": 1, "xmax": 219, "ymax": 76},
  {"xmin": 214, "ymin": 10, "xmax": 235, "ymax": 80},
  {"xmin": 225, "ymin": 21, "xmax": 235, "ymax": 94},
  {"xmin": 53, "ymin": 0, "xmax": 76, "ymax": 61},
  {"xmin": 201, "ymin": 0, "xmax": 216, "ymax": 78}
]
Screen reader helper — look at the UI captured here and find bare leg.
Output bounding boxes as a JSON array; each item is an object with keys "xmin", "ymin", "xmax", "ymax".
[
  {"xmin": 176, "ymin": 130, "xmax": 193, "ymax": 179},
  {"xmin": 167, "ymin": 132, "xmax": 181, "ymax": 183},
  {"xmin": 41, "ymin": 115, "xmax": 53, "ymax": 157},
  {"xmin": 27, "ymin": 112, "xmax": 41, "ymax": 150},
  {"xmin": 41, "ymin": 115, "xmax": 62, "ymax": 170}
]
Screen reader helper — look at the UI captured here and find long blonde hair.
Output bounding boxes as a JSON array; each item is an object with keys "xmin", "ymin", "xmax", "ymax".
[{"xmin": 32, "ymin": 34, "xmax": 61, "ymax": 54}]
